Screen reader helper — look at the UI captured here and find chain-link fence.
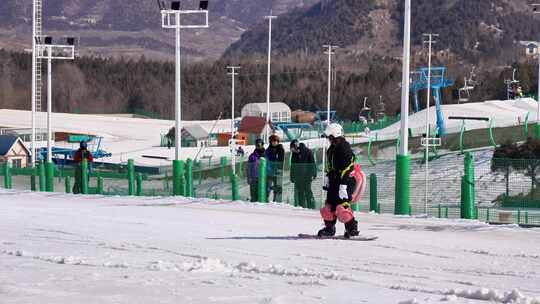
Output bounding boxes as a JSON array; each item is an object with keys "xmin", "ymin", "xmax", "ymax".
[{"xmin": 2, "ymin": 146, "xmax": 540, "ymax": 226}]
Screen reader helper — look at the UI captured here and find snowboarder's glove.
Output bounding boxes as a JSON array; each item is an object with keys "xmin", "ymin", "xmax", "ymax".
[
  {"xmin": 339, "ymin": 185, "xmax": 348, "ymax": 200},
  {"xmin": 323, "ymin": 176, "xmax": 329, "ymax": 191}
]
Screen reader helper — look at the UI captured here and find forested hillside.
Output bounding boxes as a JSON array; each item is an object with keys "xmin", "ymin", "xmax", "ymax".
[
  {"xmin": 1, "ymin": 49, "xmax": 538, "ymax": 121},
  {"xmin": 226, "ymin": 0, "xmax": 540, "ymax": 67}
]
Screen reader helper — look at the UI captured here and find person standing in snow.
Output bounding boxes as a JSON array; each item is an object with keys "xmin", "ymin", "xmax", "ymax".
[
  {"xmin": 247, "ymin": 139, "xmax": 265, "ymax": 202},
  {"xmin": 290, "ymin": 139, "xmax": 317, "ymax": 209},
  {"xmin": 265, "ymin": 134, "xmax": 285, "ymax": 202},
  {"xmin": 72, "ymin": 141, "xmax": 94, "ymax": 194},
  {"xmin": 318, "ymin": 123, "xmax": 359, "ymax": 238}
]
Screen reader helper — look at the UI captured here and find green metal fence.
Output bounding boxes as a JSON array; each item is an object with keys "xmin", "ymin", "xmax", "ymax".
[{"xmin": 2, "ymin": 147, "xmax": 540, "ymax": 226}]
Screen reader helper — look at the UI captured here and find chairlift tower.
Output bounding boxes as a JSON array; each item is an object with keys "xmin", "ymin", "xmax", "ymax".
[
  {"xmin": 36, "ymin": 36, "xmax": 76, "ymax": 192},
  {"xmin": 410, "ymin": 66, "xmax": 454, "ymax": 136}
]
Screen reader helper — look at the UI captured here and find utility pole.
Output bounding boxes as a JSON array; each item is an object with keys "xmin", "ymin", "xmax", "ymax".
[
  {"xmin": 532, "ymin": 4, "xmax": 540, "ymax": 139},
  {"xmin": 422, "ymin": 33, "xmax": 439, "ymax": 215},
  {"xmin": 227, "ymin": 66, "xmax": 240, "ymax": 175},
  {"xmin": 322, "ymin": 44, "xmax": 338, "ymax": 177},
  {"xmin": 265, "ymin": 13, "xmax": 277, "ymax": 143}
]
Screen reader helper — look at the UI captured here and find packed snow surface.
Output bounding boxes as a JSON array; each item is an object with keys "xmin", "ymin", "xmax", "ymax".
[{"xmin": 1, "ymin": 189, "xmax": 540, "ymax": 303}]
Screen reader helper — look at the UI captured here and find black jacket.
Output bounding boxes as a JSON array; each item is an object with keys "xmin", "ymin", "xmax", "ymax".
[
  {"xmin": 290, "ymin": 143, "xmax": 317, "ymax": 183},
  {"xmin": 326, "ymin": 137, "xmax": 356, "ymax": 206},
  {"xmin": 265, "ymin": 144, "xmax": 285, "ymax": 177}
]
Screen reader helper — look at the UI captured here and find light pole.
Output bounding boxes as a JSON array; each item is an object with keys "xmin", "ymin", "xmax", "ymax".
[
  {"xmin": 158, "ymin": 0, "xmax": 209, "ymax": 196},
  {"xmin": 532, "ymin": 4, "xmax": 540, "ymax": 139},
  {"xmin": 322, "ymin": 44, "xmax": 338, "ymax": 177},
  {"xmin": 395, "ymin": 0, "xmax": 412, "ymax": 215},
  {"xmin": 227, "ymin": 66, "xmax": 240, "ymax": 176},
  {"xmin": 422, "ymin": 33, "xmax": 439, "ymax": 215},
  {"xmin": 31, "ymin": 0, "xmax": 43, "ymax": 168},
  {"xmin": 36, "ymin": 36, "xmax": 76, "ymax": 192},
  {"xmin": 265, "ymin": 14, "xmax": 277, "ymax": 143}
]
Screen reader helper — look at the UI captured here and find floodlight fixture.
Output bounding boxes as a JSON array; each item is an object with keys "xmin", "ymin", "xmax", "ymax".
[
  {"xmin": 66, "ymin": 37, "xmax": 76, "ymax": 46},
  {"xmin": 199, "ymin": 1, "xmax": 208, "ymax": 10},
  {"xmin": 171, "ymin": 1, "xmax": 181, "ymax": 10},
  {"xmin": 35, "ymin": 35, "xmax": 77, "ymax": 164}
]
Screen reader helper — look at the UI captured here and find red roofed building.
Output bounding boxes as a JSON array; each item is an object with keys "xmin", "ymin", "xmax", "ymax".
[{"xmin": 237, "ymin": 116, "xmax": 273, "ymax": 145}]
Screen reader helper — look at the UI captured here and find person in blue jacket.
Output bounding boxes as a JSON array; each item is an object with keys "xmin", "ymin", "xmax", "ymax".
[{"xmin": 247, "ymin": 139, "xmax": 265, "ymax": 202}]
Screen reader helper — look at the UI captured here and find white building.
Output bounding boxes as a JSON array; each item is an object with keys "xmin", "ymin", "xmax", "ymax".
[{"xmin": 241, "ymin": 102, "xmax": 291, "ymax": 123}]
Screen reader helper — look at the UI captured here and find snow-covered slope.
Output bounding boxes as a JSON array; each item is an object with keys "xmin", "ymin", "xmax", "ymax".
[
  {"xmin": 1, "ymin": 189, "xmax": 539, "ymax": 303},
  {"xmin": 0, "ymin": 98, "xmax": 535, "ymax": 166}
]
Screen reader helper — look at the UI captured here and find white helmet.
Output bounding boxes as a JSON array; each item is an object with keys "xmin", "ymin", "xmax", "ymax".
[{"xmin": 324, "ymin": 123, "xmax": 343, "ymax": 138}]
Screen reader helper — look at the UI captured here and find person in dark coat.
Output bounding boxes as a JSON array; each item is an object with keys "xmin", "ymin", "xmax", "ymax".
[
  {"xmin": 318, "ymin": 123, "xmax": 359, "ymax": 238},
  {"xmin": 247, "ymin": 139, "xmax": 265, "ymax": 202},
  {"xmin": 72, "ymin": 141, "xmax": 94, "ymax": 194},
  {"xmin": 290, "ymin": 140, "xmax": 317, "ymax": 209},
  {"xmin": 265, "ymin": 134, "xmax": 285, "ymax": 202}
]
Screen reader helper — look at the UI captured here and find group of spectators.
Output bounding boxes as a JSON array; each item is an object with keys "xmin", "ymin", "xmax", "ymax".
[{"xmin": 246, "ymin": 135, "xmax": 317, "ymax": 208}]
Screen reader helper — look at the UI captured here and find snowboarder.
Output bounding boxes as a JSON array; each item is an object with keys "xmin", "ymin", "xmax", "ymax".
[
  {"xmin": 72, "ymin": 141, "xmax": 94, "ymax": 194},
  {"xmin": 318, "ymin": 123, "xmax": 360, "ymax": 238},
  {"xmin": 290, "ymin": 139, "xmax": 317, "ymax": 209},
  {"xmin": 247, "ymin": 139, "xmax": 265, "ymax": 202},
  {"xmin": 265, "ymin": 134, "xmax": 285, "ymax": 202}
]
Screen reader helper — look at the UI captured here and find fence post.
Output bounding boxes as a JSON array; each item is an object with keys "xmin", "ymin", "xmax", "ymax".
[
  {"xmin": 97, "ymin": 176, "xmax": 104, "ymax": 195},
  {"xmin": 65, "ymin": 176, "xmax": 71, "ymax": 193},
  {"xmin": 395, "ymin": 155, "xmax": 411, "ymax": 215},
  {"xmin": 461, "ymin": 152, "xmax": 476, "ymax": 219},
  {"xmin": 45, "ymin": 161, "xmax": 55, "ymax": 192},
  {"xmin": 231, "ymin": 173, "xmax": 240, "ymax": 201},
  {"xmin": 186, "ymin": 158, "xmax": 193, "ymax": 197},
  {"xmin": 220, "ymin": 156, "xmax": 227, "ymax": 183},
  {"xmin": 369, "ymin": 173, "xmax": 378, "ymax": 213},
  {"xmin": 172, "ymin": 160, "xmax": 185, "ymax": 196},
  {"xmin": 535, "ymin": 123, "xmax": 540, "ymax": 140},
  {"xmin": 136, "ymin": 173, "xmax": 142, "ymax": 196},
  {"xmin": 38, "ymin": 161, "xmax": 46, "ymax": 192},
  {"xmin": 81, "ymin": 158, "xmax": 89, "ymax": 194},
  {"xmin": 258, "ymin": 157, "xmax": 267, "ymax": 203},
  {"xmin": 3, "ymin": 162, "xmax": 12, "ymax": 189},
  {"xmin": 31, "ymin": 172, "xmax": 37, "ymax": 191},
  {"xmin": 524, "ymin": 113, "xmax": 529, "ymax": 138},
  {"xmin": 128, "ymin": 159, "xmax": 135, "ymax": 196},
  {"xmin": 238, "ymin": 157, "xmax": 244, "ymax": 179}
]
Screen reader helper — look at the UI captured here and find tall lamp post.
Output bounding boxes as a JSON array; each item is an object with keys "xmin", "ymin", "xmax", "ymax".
[
  {"xmin": 532, "ymin": 4, "xmax": 540, "ymax": 139},
  {"xmin": 227, "ymin": 66, "xmax": 240, "ymax": 176},
  {"xmin": 157, "ymin": 0, "xmax": 209, "ymax": 196},
  {"xmin": 395, "ymin": 0, "xmax": 412, "ymax": 215},
  {"xmin": 264, "ymin": 14, "xmax": 277, "ymax": 143},
  {"xmin": 36, "ymin": 36, "xmax": 76, "ymax": 192},
  {"xmin": 322, "ymin": 44, "xmax": 338, "ymax": 177}
]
